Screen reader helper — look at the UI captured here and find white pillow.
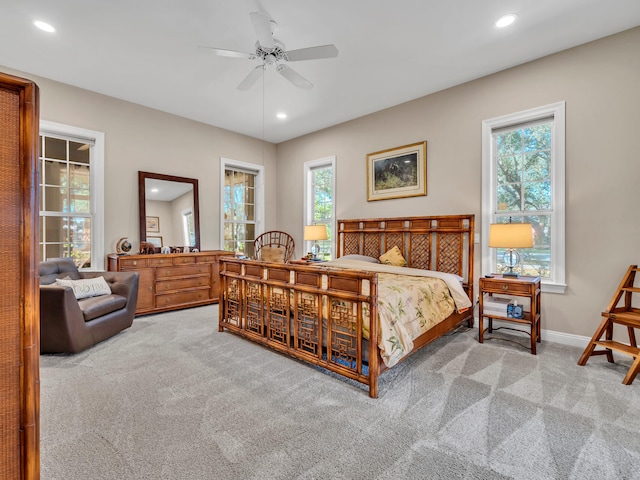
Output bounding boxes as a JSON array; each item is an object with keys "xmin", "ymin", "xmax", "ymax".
[
  {"xmin": 340, "ymin": 254, "xmax": 380, "ymax": 263},
  {"xmin": 55, "ymin": 276, "xmax": 112, "ymax": 300}
]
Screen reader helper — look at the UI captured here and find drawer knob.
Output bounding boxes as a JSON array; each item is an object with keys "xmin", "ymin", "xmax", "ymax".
[
  {"xmin": 502, "ymin": 284, "xmax": 508, "ymax": 291},
  {"xmin": 160, "ymin": 259, "xmax": 164, "ymax": 263},
  {"xmin": 133, "ymin": 261, "xmax": 137, "ymax": 266}
]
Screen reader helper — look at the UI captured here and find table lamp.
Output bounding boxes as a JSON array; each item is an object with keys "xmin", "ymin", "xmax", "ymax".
[
  {"xmin": 488, "ymin": 222, "xmax": 533, "ymax": 278},
  {"xmin": 304, "ymin": 224, "xmax": 328, "ymax": 260}
]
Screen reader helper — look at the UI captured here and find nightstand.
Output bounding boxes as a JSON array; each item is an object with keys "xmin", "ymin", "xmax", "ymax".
[{"xmin": 479, "ymin": 274, "xmax": 542, "ymax": 354}]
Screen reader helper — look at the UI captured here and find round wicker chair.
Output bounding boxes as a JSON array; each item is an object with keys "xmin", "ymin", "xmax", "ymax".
[{"xmin": 253, "ymin": 231, "xmax": 295, "ymax": 263}]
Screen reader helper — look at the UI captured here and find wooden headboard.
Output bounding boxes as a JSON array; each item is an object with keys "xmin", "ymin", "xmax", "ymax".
[{"xmin": 337, "ymin": 214, "xmax": 475, "ymax": 295}]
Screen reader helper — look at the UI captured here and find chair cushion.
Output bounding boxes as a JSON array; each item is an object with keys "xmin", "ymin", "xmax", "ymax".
[
  {"xmin": 261, "ymin": 246, "xmax": 286, "ymax": 263},
  {"xmin": 79, "ymin": 294, "xmax": 127, "ymax": 322},
  {"xmin": 55, "ymin": 276, "xmax": 112, "ymax": 299}
]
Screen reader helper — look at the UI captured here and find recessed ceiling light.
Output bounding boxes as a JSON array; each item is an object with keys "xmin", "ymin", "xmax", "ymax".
[
  {"xmin": 276, "ymin": 112, "xmax": 287, "ymax": 119},
  {"xmin": 34, "ymin": 20, "xmax": 55, "ymax": 33},
  {"xmin": 494, "ymin": 14, "xmax": 517, "ymax": 29}
]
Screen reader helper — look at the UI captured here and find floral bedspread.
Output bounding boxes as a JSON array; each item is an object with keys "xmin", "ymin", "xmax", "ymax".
[
  {"xmin": 325, "ymin": 258, "xmax": 471, "ymax": 367},
  {"xmin": 369, "ymin": 273, "xmax": 455, "ymax": 367}
]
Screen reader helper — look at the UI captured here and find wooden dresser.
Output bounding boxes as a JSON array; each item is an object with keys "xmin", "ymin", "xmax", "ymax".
[{"xmin": 108, "ymin": 250, "xmax": 231, "ymax": 315}]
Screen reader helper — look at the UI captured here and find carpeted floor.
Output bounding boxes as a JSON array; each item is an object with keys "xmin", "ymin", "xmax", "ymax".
[{"xmin": 40, "ymin": 305, "xmax": 640, "ymax": 479}]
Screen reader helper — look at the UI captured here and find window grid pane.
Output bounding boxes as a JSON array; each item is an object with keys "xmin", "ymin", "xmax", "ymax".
[
  {"xmin": 223, "ymin": 169, "xmax": 257, "ymax": 255},
  {"xmin": 39, "ymin": 134, "xmax": 92, "ymax": 268},
  {"xmin": 310, "ymin": 165, "xmax": 334, "ymax": 260},
  {"xmin": 494, "ymin": 121, "xmax": 553, "ymax": 279}
]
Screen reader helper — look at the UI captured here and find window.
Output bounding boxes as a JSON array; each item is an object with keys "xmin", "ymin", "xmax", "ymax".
[
  {"xmin": 221, "ymin": 159, "xmax": 264, "ymax": 257},
  {"xmin": 182, "ymin": 208, "xmax": 195, "ymax": 246},
  {"xmin": 39, "ymin": 121, "xmax": 104, "ymax": 270},
  {"xmin": 304, "ymin": 156, "xmax": 336, "ymax": 260},
  {"xmin": 482, "ymin": 102, "xmax": 566, "ymax": 293}
]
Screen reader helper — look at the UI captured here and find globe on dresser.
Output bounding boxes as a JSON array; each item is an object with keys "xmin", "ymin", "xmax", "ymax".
[{"xmin": 116, "ymin": 237, "xmax": 132, "ymax": 255}]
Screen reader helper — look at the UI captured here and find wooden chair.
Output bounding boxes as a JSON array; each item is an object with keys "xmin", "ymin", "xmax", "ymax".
[
  {"xmin": 578, "ymin": 265, "xmax": 640, "ymax": 385},
  {"xmin": 254, "ymin": 231, "xmax": 295, "ymax": 263}
]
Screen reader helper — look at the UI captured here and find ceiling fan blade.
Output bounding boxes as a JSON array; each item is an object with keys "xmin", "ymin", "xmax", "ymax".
[
  {"xmin": 249, "ymin": 11, "xmax": 275, "ymax": 49},
  {"xmin": 198, "ymin": 46, "xmax": 256, "ymax": 59},
  {"xmin": 286, "ymin": 44, "xmax": 338, "ymax": 62},
  {"xmin": 237, "ymin": 65, "xmax": 264, "ymax": 91},
  {"xmin": 276, "ymin": 64, "xmax": 313, "ymax": 90}
]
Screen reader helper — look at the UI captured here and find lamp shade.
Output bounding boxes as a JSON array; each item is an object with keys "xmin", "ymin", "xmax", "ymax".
[
  {"xmin": 488, "ymin": 223, "xmax": 533, "ymax": 248},
  {"xmin": 304, "ymin": 224, "xmax": 328, "ymax": 241}
]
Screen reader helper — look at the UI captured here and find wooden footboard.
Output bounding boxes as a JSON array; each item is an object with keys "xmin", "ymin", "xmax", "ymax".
[
  {"xmin": 218, "ymin": 214, "xmax": 475, "ymax": 398},
  {"xmin": 219, "ymin": 259, "xmax": 383, "ymax": 396}
]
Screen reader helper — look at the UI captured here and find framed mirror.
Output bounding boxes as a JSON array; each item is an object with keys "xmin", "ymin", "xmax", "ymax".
[{"xmin": 138, "ymin": 171, "xmax": 200, "ymax": 251}]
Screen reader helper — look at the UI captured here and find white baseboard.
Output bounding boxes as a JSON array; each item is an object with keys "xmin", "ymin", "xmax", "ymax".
[{"xmin": 470, "ymin": 317, "xmax": 590, "ymax": 350}]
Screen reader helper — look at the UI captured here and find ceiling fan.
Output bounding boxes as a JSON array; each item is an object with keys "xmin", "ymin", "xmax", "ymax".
[{"xmin": 200, "ymin": 11, "xmax": 338, "ymax": 91}]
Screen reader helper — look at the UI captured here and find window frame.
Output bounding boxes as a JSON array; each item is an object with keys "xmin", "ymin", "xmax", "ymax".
[
  {"xmin": 481, "ymin": 102, "xmax": 566, "ymax": 294},
  {"xmin": 181, "ymin": 207, "xmax": 194, "ymax": 246},
  {"xmin": 39, "ymin": 120, "xmax": 105, "ymax": 270},
  {"xmin": 219, "ymin": 158, "xmax": 265, "ymax": 253},
  {"xmin": 303, "ymin": 156, "xmax": 336, "ymax": 260}
]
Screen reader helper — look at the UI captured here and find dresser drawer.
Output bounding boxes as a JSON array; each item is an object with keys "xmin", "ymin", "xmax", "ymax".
[
  {"xmin": 173, "ymin": 255, "xmax": 196, "ymax": 265},
  {"xmin": 156, "ymin": 264, "xmax": 210, "ymax": 279},
  {"xmin": 119, "ymin": 257, "xmax": 148, "ymax": 269},
  {"xmin": 149, "ymin": 257, "xmax": 173, "ymax": 267},
  {"xmin": 156, "ymin": 276, "xmax": 210, "ymax": 292},
  {"xmin": 481, "ymin": 280, "xmax": 531, "ymax": 295},
  {"xmin": 156, "ymin": 289, "xmax": 210, "ymax": 307}
]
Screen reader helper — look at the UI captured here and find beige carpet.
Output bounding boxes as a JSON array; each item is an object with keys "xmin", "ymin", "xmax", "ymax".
[{"xmin": 40, "ymin": 305, "xmax": 640, "ymax": 479}]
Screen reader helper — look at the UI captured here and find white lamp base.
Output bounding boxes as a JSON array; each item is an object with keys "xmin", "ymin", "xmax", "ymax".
[
  {"xmin": 503, "ymin": 249, "xmax": 521, "ymax": 277},
  {"xmin": 310, "ymin": 242, "xmax": 320, "ymax": 260}
]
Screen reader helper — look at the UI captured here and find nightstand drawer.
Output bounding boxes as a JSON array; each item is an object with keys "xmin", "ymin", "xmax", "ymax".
[{"xmin": 481, "ymin": 281, "xmax": 531, "ymax": 295}]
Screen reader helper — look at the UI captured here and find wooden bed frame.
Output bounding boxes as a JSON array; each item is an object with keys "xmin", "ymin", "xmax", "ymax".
[{"xmin": 218, "ymin": 214, "xmax": 475, "ymax": 398}]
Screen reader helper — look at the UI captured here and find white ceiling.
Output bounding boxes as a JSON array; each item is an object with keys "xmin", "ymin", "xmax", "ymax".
[
  {"xmin": 145, "ymin": 179, "xmax": 193, "ymax": 203},
  {"xmin": 2, "ymin": 1, "xmax": 639, "ymax": 143}
]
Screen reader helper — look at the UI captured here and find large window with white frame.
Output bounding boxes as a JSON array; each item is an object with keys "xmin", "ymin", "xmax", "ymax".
[
  {"xmin": 39, "ymin": 121, "xmax": 104, "ymax": 270},
  {"xmin": 482, "ymin": 102, "xmax": 566, "ymax": 293},
  {"xmin": 221, "ymin": 158, "xmax": 264, "ymax": 257},
  {"xmin": 304, "ymin": 156, "xmax": 336, "ymax": 260}
]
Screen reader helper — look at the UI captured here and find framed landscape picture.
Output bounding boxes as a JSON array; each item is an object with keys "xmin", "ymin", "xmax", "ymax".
[
  {"xmin": 146, "ymin": 216, "xmax": 160, "ymax": 233},
  {"xmin": 366, "ymin": 141, "xmax": 427, "ymax": 201},
  {"xmin": 147, "ymin": 236, "xmax": 163, "ymax": 248}
]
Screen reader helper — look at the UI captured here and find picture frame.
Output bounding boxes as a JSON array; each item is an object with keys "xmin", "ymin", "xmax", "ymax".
[
  {"xmin": 147, "ymin": 236, "xmax": 163, "ymax": 248},
  {"xmin": 366, "ymin": 141, "xmax": 427, "ymax": 201},
  {"xmin": 146, "ymin": 216, "xmax": 160, "ymax": 233}
]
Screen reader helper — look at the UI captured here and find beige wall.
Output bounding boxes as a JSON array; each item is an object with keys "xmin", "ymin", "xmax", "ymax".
[
  {"xmin": 276, "ymin": 27, "xmax": 640, "ymax": 338},
  {"xmin": 3, "ymin": 27, "xmax": 639, "ymax": 339},
  {"xmin": 0, "ymin": 66, "xmax": 278, "ymax": 257}
]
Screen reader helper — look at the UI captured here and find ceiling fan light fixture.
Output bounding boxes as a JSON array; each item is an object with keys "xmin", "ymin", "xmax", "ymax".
[
  {"xmin": 34, "ymin": 20, "xmax": 55, "ymax": 33},
  {"xmin": 494, "ymin": 14, "xmax": 518, "ymax": 29},
  {"xmin": 203, "ymin": 11, "xmax": 337, "ymax": 91}
]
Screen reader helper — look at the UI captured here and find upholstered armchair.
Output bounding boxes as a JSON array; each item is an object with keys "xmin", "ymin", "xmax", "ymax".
[{"xmin": 39, "ymin": 258, "xmax": 139, "ymax": 354}]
